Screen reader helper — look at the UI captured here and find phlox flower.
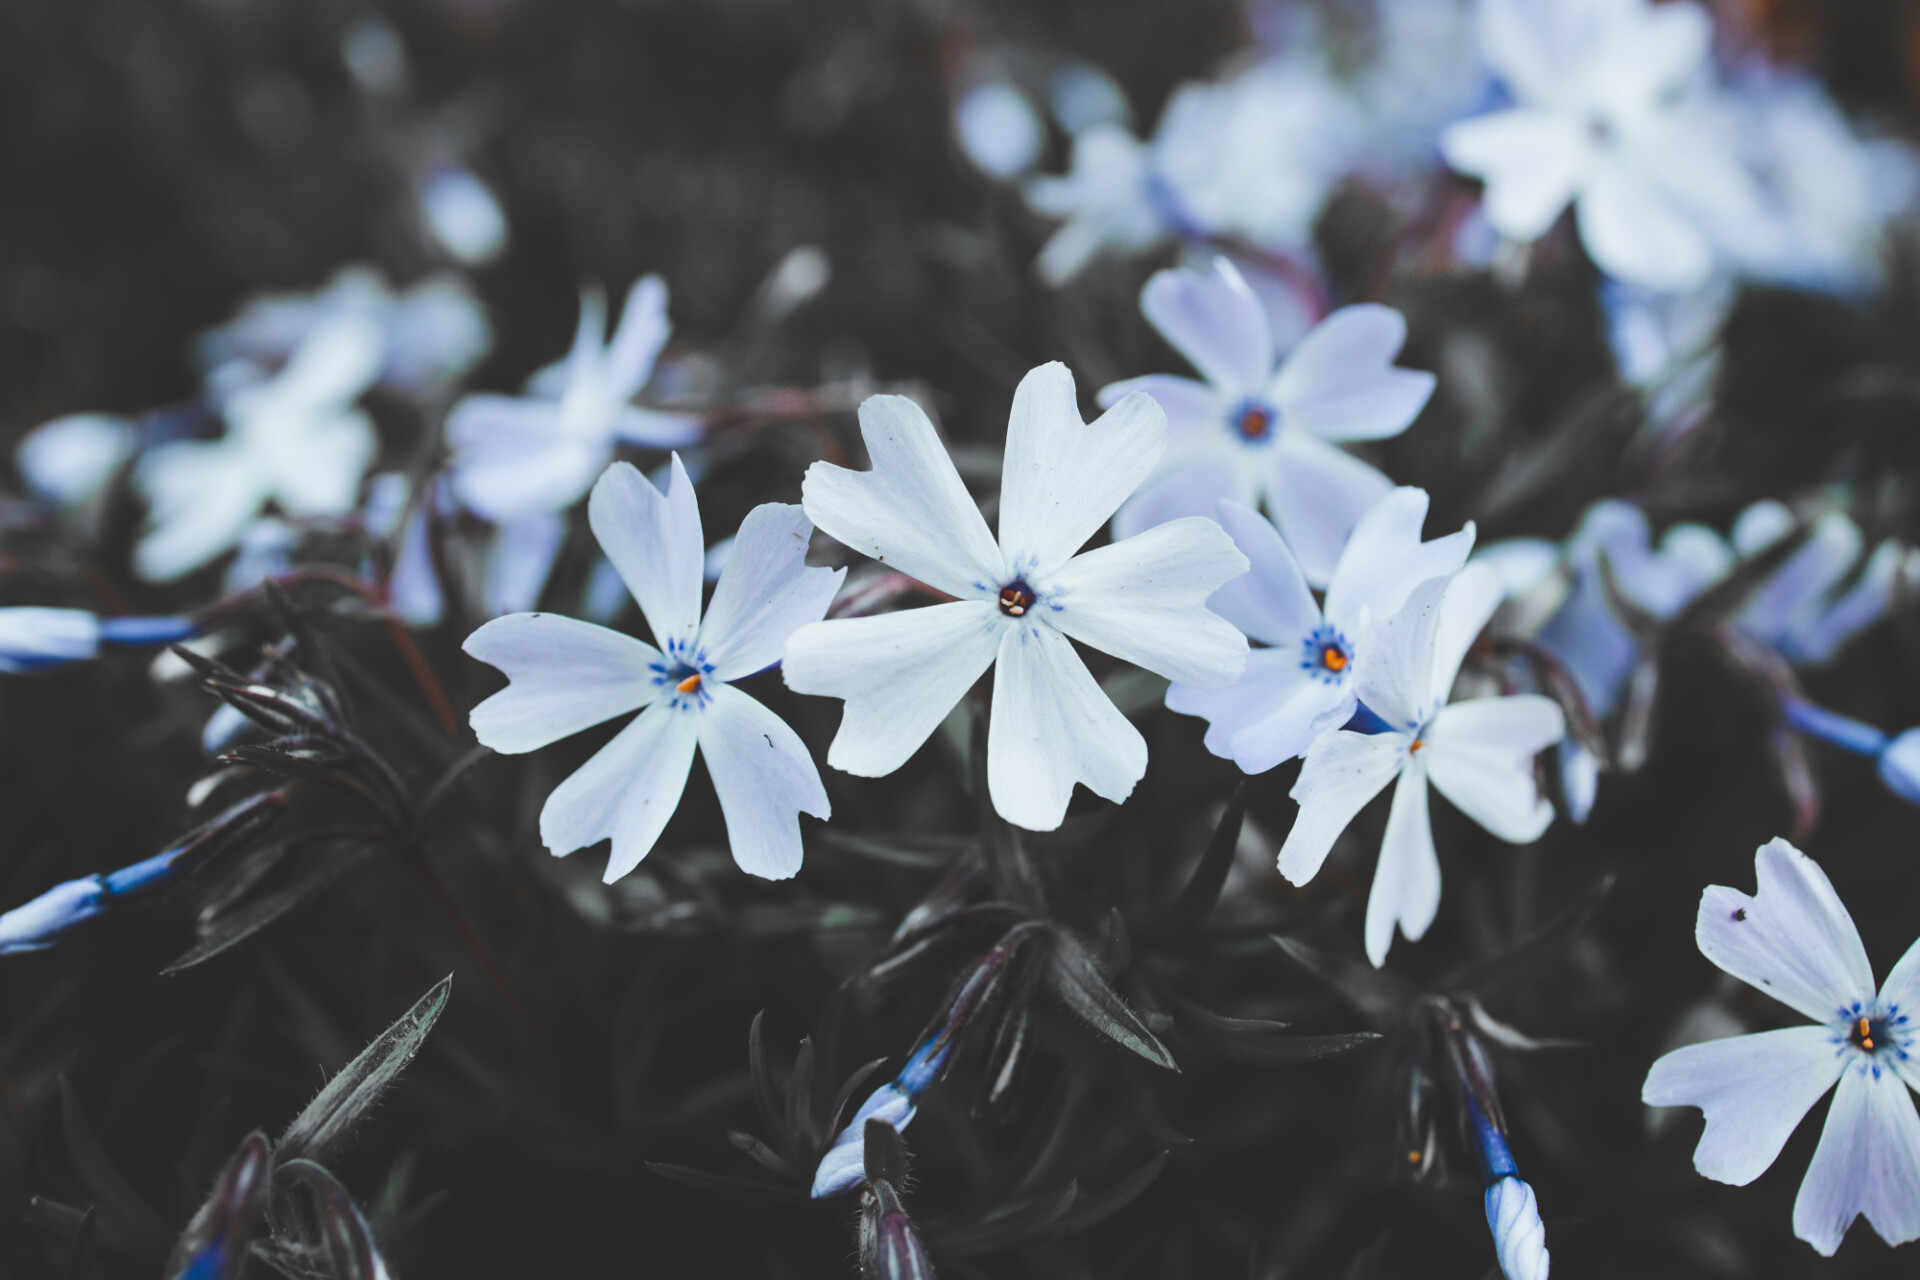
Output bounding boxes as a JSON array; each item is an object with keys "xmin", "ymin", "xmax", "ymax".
[
  {"xmin": 1167, "ymin": 487, "xmax": 1474, "ymax": 774},
  {"xmin": 1278, "ymin": 563, "xmax": 1565, "ymax": 966},
  {"xmin": 135, "ymin": 314, "xmax": 384, "ymax": 581},
  {"xmin": 1643, "ymin": 838, "xmax": 1920, "ymax": 1256},
  {"xmin": 464, "ymin": 459, "xmax": 842, "ymax": 881},
  {"xmin": 1733, "ymin": 505, "xmax": 1902, "ymax": 668},
  {"xmin": 1022, "ymin": 123, "xmax": 1171, "ymax": 285},
  {"xmin": 16, "ymin": 413, "xmax": 138, "ymax": 509},
  {"xmin": 1440, "ymin": 0, "xmax": 1773, "ymax": 292},
  {"xmin": 1099, "ymin": 258, "xmax": 1436, "ymax": 586},
  {"xmin": 447, "ymin": 277, "xmax": 700, "ymax": 522},
  {"xmin": 783, "ymin": 363, "xmax": 1249, "ymax": 832}
]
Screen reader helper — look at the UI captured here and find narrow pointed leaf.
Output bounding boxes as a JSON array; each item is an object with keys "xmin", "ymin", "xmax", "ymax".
[
  {"xmin": 1042, "ymin": 932, "xmax": 1176, "ymax": 1071},
  {"xmin": 1158, "ymin": 786, "xmax": 1246, "ymax": 936},
  {"xmin": 277, "ymin": 976, "xmax": 451, "ymax": 1165}
]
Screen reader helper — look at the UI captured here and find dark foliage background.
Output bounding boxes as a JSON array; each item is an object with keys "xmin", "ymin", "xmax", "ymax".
[{"xmin": 2, "ymin": 1, "xmax": 1920, "ymax": 1277}]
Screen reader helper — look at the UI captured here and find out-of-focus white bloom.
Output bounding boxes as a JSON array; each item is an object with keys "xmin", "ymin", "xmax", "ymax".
[
  {"xmin": 222, "ymin": 518, "xmax": 299, "ymax": 594},
  {"xmin": 17, "ymin": 413, "xmax": 138, "ymax": 508},
  {"xmin": 1484, "ymin": 1175, "xmax": 1551, "ymax": 1280},
  {"xmin": 1099, "ymin": 258, "xmax": 1435, "ymax": 585},
  {"xmin": 0, "ymin": 876, "xmax": 105, "ymax": 954},
  {"xmin": 1023, "ymin": 123, "xmax": 1169, "ymax": 284},
  {"xmin": 197, "ymin": 265, "xmax": 492, "ymax": 400},
  {"xmin": 784, "ymin": 363, "xmax": 1249, "ymax": 832},
  {"xmin": 1441, "ymin": 0, "xmax": 1775, "ymax": 292},
  {"xmin": 1643, "ymin": 838, "xmax": 1920, "ymax": 1256},
  {"xmin": 1168, "ymin": 488, "xmax": 1473, "ymax": 773},
  {"xmin": 0, "ymin": 609, "xmax": 102, "ymax": 673},
  {"xmin": 136, "ymin": 315, "xmax": 383, "ymax": 581},
  {"xmin": 418, "ymin": 165, "xmax": 509, "ymax": 266},
  {"xmin": 1048, "ymin": 62, "xmax": 1129, "ymax": 134},
  {"xmin": 465, "ymin": 460, "xmax": 842, "ymax": 881},
  {"xmin": 1601, "ymin": 278, "xmax": 1733, "ymax": 387},
  {"xmin": 1352, "ymin": 0, "xmax": 1491, "ymax": 180},
  {"xmin": 1879, "ymin": 730, "xmax": 1920, "ymax": 806},
  {"xmin": 1277, "ymin": 563, "xmax": 1565, "ymax": 966},
  {"xmin": 1731, "ymin": 72, "xmax": 1920, "ymax": 293},
  {"xmin": 447, "ymin": 277, "xmax": 700, "ymax": 522},
  {"xmin": 1735, "ymin": 509, "xmax": 1900, "ymax": 666},
  {"xmin": 953, "ymin": 81, "xmax": 1043, "ymax": 180}
]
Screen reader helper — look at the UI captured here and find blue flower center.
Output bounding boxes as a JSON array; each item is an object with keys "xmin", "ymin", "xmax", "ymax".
[
  {"xmin": 1299, "ymin": 625, "xmax": 1352, "ymax": 685},
  {"xmin": 653, "ymin": 640, "xmax": 715, "ymax": 709},
  {"xmin": 1229, "ymin": 398, "xmax": 1277, "ymax": 443},
  {"xmin": 1838, "ymin": 1000, "xmax": 1910, "ymax": 1069}
]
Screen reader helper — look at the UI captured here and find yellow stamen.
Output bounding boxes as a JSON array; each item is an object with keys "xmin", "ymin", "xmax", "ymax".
[
  {"xmin": 676, "ymin": 673, "xmax": 702, "ymax": 694},
  {"xmin": 1321, "ymin": 646, "xmax": 1348, "ymax": 672},
  {"xmin": 1406, "ymin": 1149, "xmax": 1421, "ymax": 1164},
  {"xmin": 1860, "ymin": 1017, "xmax": 1874, "ymax": 1050},
  {"xmin": 1409, "ymin": 739, "xmax": 1424, "ymax": 754}
]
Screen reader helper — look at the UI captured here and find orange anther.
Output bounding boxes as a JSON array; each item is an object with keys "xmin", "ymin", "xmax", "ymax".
[{"xmin": 676, "ymin": 673, "xmax": 702, "ymax": 694}]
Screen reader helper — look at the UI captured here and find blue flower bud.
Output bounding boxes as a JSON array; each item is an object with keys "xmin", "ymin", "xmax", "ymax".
[
  {"xmin": 1484, "ymin": 1176, "xmax": 1550, "ymax": 1280},
  {"xmin": 0, "ymin": 608, "xmax": 101, "ymax": 673},
  {"xmin": 1879, "ymin": 729, "xmax": 1920, "ymax": 806},
  {"xmin": 813, "ymin": 1083, "xmax": 914, "ymax": 1199},
  {"xmin": 0, "ymin": 876, "xmax": 105, "ymax": 953}
]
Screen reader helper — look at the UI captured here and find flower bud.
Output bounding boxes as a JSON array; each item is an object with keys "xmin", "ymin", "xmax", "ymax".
[
  {"xmin": 0, "ymin": 608, "xmax": 101, "ymax": 673},
  {"xmin": 0, "ymin": 876, "xmax": 105, "ymax": 953},
  {"xmin": 1878, "ymin": 729, "xmax": 1920, "ymax": 806},
  {"xmin": 813, "ymin": 1083, "xmax": 914, "ymax": 1199},
  {"xmin": 1484, "ymin": 1176, "xmax": 1550, "ymax": 1280}
]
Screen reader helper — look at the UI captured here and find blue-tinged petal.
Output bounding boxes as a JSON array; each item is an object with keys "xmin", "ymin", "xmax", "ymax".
[
  {"xmin": 605, "ymin": 275, "xmax": 672, "ymax": 398},
  {"xmin": 1206, "ymin": 500, "xmax": 1320, "ymax": 647},
  {"xmin": 696, "ymin": 684, "xmax": 828, "ymax": 880},
  {"xmin": 987, "ymin": 622, "xmax": 1147, "ymax": 831},
  {"xmin": 1137, "ymin": 259, "xmax": 1273, "ymax": 399},
  {"xmin": 1423, "ymin": 696, "xmax": 1562, "ymax": 843},
  {"xmin": 0, "ymin": 608, "xmax": 101, "ymax": 673},
  {"xmin": 1354, "ymin": 574, "xmax": 1451, "ymax": 734},
  {"xmin": 1484, "ymin": 1176, "xmax": 1551, "ymax": 1280},
  {"xmin": 483, "ymin": 512, "xmax": 565, "ymax": 618},
  {"xmin": 1166, "ymin": 648, "xmax": 1330, "ymax": 770},
  {"xmin": 1095, "ymin": 373, "xmax": 1228, "ymax": 443},
  {"xmin": 1323, "ymin": 487, "xmax": 1474, "ymax": 636},
  {"xmin": 465, "ymin": 613, "xmax": 663, "ymax": 754},
  {"xmin": 17, "ymin": 413, "xmax": 137, "ymax": 507},
  {"xmin": 541, "ymin": 699, "xmax": 700, "ymax": 882},
  {"xmin": 1643, "ymin": 1027, "xmax": 1841, "ymax": 1185},
  {"xmin": 1110, "ymin": 450, "xmax": 1254, "ymax": 543},
  {"xmin": 1268, "ymin": 305, "xmax": 1434, "ymax": 444},
  {"xmin": 588, "ymin": 457, "xmax": 706, "ymax": 655},
  {"xmin": 0, "ymin": 876, "xmax": 106, "ymax": 954},
  {"xmin": 1440, "ymin": 109, "xmax": 1593, "ymax": 241},
  {"xmin": 1576, "ymin": 161, "xmax": 1716, "ymax": 294},
  {"xmin": 1264, "ymin": 430, "xmax": 1394, "ymax": 590},
  {"xmin": 1696, "ymin": 838, "xmax": 1876, "ymax": 1025},
  {"xmin": 699, "ymin": 503, "xmax": 843, "ymax": 683},
  {"xmin": 447, "ymin": 394, "xmax": 605, "ymax": 520},
  {"xmin": 1793, "ymin": 1057, "xmax": 1920, "ymax": 1255}
]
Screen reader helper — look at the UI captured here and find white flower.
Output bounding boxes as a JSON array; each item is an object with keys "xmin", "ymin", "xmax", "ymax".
[
  {"xmin": 1734, "ymin": 508, "xmax": 1898, "ymax": 667},
  {"xmin": 1642, "ymin": 837, "xmax": 1920, "ymax": 1256},
  {"xmin": 1167, "ymin": 487, "xmax": 1474, "ymax": 773},
  {"xmin": 447, "ymin": 277, "xmax": 701, "ymax": 522},
  {"xmin": 464, "ymin": 459, "xmax": 842, "ymax": 881},
  {"xmin": 135, "ymin": 313, "xmax": 383, "ymax": 581},
  {"xmin": 1440, "ymin": 0, "xmax": 1773, "ymax": 292},
  {"xmin": 1022, "ymin": 123, "xmax": 1171, "ymax": 285},
  {"xmin": 783, "ymin": 362, "xmax": 1249, "ymax": 832},
  {"xmin": 1278, "ymin": 562, "xmax": 1565, "ymax": 966},
  {"xmin": 417, "ymin": 164, "xmax": 509, "ymax": 267},
  {"xmin": 1098, "ymin": 257, "xmax": 1436, "ymax": 586},
  {"xmin": 953, "ymin": 80, "xmax": 1043, "ymax": 180}
]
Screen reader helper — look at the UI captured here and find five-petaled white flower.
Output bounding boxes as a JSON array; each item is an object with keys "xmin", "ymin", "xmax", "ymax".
[
  {"xmin": 1440, "ymin": 0, "xmax": 1773, "ymax": 293},
  {"xmin": 1098, "ymin": 258, "xmax": 1435, "ymax": 586},
  {"xmin": 1643, "ymin": 838, "xmax": 1920, "ymax": 1256},
  {"xmin": 783, "ymin": 362, "xmax": 1249, "ymax": 832},
  {"xmin": 1167, "ymin": 487, "xmax": 1473, "ymax": 774},
  {"xmin": 448, "ymin": 277, "xmax": 700, "ymax": 522},
  {"xmin": 464, "ymin": 459, "xmax": 842, "ymax": 881},
  {"xmin": 1278, "ymin": 562, "xmax": 1565, "ymax": 966},
  {"xmin": 135, "ymin": 313, "xmax": 384, "ymax": 582}
]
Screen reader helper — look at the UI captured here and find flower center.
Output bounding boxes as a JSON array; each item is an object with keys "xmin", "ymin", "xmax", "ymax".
[
  {"xmin": 676, "ymin": 672, "xmax": 702, "ymax": 694},
  {"xmin": 1409, "ymin": 738, "xmax": 1425, "ymax": 754},
  {"xmin": 1851, "ymin": 1015, "xmax": 1890, "ymax": 1054},
  {"xmin": 1231, "ymin": 401, "xmax": 1275, "ymax": 442},
  {"xmin": 1299, "ymin": 626, "xmax": 1353, "ymax": 685},
  {"xmin": 998, "ymin": 580, "xmax": 1036, "ymax": 617},
  {"xmin": 1320, "ymin": 645, "xmax": 1347, "ymax": 672}
]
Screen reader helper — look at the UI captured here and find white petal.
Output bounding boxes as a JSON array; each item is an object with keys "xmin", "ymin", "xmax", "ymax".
[
  {"xmin": 612, "ymin": 406, "xmax": 703, "ymax": 448},
  {"xmin": 1696, "ymin": 838, "xmax": 1877, "ymax": 1025},
  {"xmin": 1206, "ymin": 500, "xmax": 1321, "ymax": 647},
  {"xmin": 483, "ymin": 512, "xmax": 566, "ymax": 617},
  {"xmin": 1484, "ymin": 1177, "xmax": 1551, "ymax": 1280},
  {"xmin": 1877, "ymin": 936, "xmax": 1920, "ymax": 1067},
  {"xmin": 999, "ymin": 363, "xmax": 1168, "ymax": 576},
  {"xmin": 1109, "ymin": 451, "xmax": 1256, "ymax": 543},
  {"xmin": 1423, "ymin": 697, "xmax": 1563, "ymax": 842},
  {"xmin": 697, "ymin": 683, "xmax": 829, "ymax": 880},
  {"xmin": 698, "ymin": 503, "xmax": 845, "ymax": 682},
  {"xmin": 783, "ymin": 603, "xmax": 1001, "ymax": 777},
  {"xmin": 588, "ymin": 457, "xmax": 705, "ymax": 654},
  {"xmin": 464, "ymin": 612, "xmax": 663, "ymax": 753},
  {"xmin": 1793, "ymin": 1060, "xmax": 1920, "ymax": 1255},
  {"xmin": 606, "ymin": 275, "xmax": 671, "ymax": 397},
  {"xmin": 1478, "ymin": 0, "xmax": 1588, "ymax": 109},
  {"xmin": 1364, "ymin": 763, "xmax": 1441, "ymax": 967},
  {"xmin": 1096, "ymin": 374, "xmax": 1229, "ymax": 440},
  {"xmin": 1277, "ymin": 730, "xmax": 1407, "ymax": 885},
  {"xmin": 1166, "ymin": 648, "xmax": 1339, "ymax": 772},
  {"xmin": 1266, "ymin": 431, "xmax": 1394, "ymax": 589},
  {"xmin": 262, "ymin": 411, "xmax": 377, "ymax": 516},
  {"xmin": 1138, "ymin": 259, "xmax": 1273, "ymax": 398},
  {"xmin": 540, "ymin": 700, "xmax": 700, "ymax": 882},
  {"xmin": 1047, "ymin": 517, "xmax": 1249, "ymax": 688},
  {"xmin": 1323, "ymin": 487, "xmax": 1474, "ymax": 634},
  {"xmin": 1354, "ymin": 574, "xmax": 1450, "ymax": 734},
  {"xmin": 1793, "ymin": 540, "xmax": 1900, "ymax": 665},
  {"xmin": 1740, "ymin": 511, "xmax": 1861, "ymax": 647},
  {"xmin": 267, "ymin": 312, "xmax": 384, "ymax": 409},
  {"xmin": 1440, "ymin": 110, "xmax": 1593, "ymax": 241},
  {"xmin": 448, "ymin": 394, "xmax": 604, "ymax": 519},
  {"xmin": 1590, "ymin": 0, "xmax": 1712, "ymax": 116},
  {"xmin": 18, "ymin": 413, "xmax": 137, "ymax": 506},
  {"xmin": 1576, "ymin": 163, "xmax": 1715, "ymax": 294},
  {"xmin": 133, "ymin": 444, "xmax": 266, "ymax": 581},
  {"xmin": 987, "ymin": 622, "xmax": 1147, "ymax": 830},
  {"xmin": 1268, "ymin": 305, "xmax": 1435, "ymax": 443},
  {"xmin": 1642, "ymin": 1027, "xmax": 1841, "ymax": 1186},
  {"xmin": 1430, "ymin": 560, "xmax": 1508, "ymax": 705},
  {"xmin": 801, "ymin": 394, "xmax": 1001, "ymax": 599}
]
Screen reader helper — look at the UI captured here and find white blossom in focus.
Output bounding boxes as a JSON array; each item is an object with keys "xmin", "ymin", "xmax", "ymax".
[
  {"xmin": 1099, "ymin": 257, "xmax": 1435, "ymax": 585},
  {"xmin": 447, "ymin": 277, "xmax": 700, "ymax": 522},
  {"xmin": 784, "ymin": 362, "xmax": 1249, "ymax": 832},
  {"xmin": 465, "ymin": 460, "xmax": 842, "ymax": 881},
  {"xmin": 1643, "ymin": 838, "xmax": 1920, "ymax": 1256},
  {"xmin": 1277, "ymin": 562, "xmax": 1565, "ymax": 965},
  {"xmin": 1168, "ymin": 487, "xmax": 1474, "ymax": 774}
]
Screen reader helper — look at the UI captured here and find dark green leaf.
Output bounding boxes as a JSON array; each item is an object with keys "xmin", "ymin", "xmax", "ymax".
[
  {"xmin": 1042, "ymin": 932, "xmax": 1177, "ymax": 1071},
  {"xmin": 1157, "ymin": 785, "xmax": 1246, "ymax": 936},
  {"xmin": 277, "ymin": 975, "xmax": 450, "ymax": 1165}
]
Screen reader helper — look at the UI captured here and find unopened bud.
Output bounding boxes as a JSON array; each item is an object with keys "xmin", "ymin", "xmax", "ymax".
[{"xmin": 1485, "ymin": 1176, "xmax": 1549, "ymax": 1280}]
